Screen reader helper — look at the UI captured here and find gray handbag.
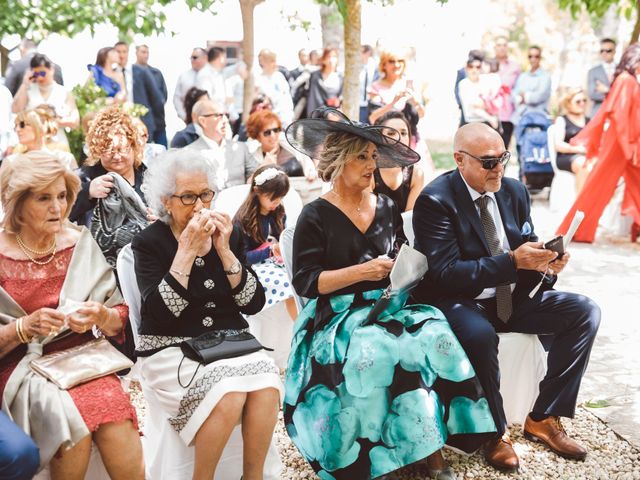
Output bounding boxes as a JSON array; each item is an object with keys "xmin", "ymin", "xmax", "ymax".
[{"xmin": 367, "ymin": 243, "xmax": 429, "ymax": 322}]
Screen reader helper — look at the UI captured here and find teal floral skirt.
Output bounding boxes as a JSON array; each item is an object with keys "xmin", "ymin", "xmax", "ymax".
[{"xmin": 284, "ymin": 289, "xmax": 496, "ymax": 479}]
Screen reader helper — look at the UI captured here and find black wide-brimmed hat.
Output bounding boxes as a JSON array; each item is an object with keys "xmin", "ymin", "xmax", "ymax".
[{"xmin": 285, "ymin": 107, "xmax": 420, "ymax": 168}]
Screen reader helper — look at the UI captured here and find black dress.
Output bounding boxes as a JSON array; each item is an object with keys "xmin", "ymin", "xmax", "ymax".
[
  {"xmin": 131, "ymin": 221, "xmax": 282, "ymax": 446},
  {"xmin": 556, "ymin": 115, "xmax": 588, "ymax": 172},
  {"xmin": 283, "ymin": 195, "xmax": 495, "ymax": 479},
  {"xmin": 132, "ymin": 220, "xmax": 265, "ymax": 356},
  {"xmin": 372, "ymin": 166, "xmax": 414, "ymax": 213}
]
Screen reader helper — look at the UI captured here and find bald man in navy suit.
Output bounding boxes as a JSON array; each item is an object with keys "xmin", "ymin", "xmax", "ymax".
[{"xmin": 412, "ymin": 123, "xmax": 600, "ymax": 472}]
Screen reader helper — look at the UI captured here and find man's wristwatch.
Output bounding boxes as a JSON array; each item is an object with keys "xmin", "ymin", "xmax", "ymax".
[{"xmin": 224, "ymin": 260, "xmax": 242, "ymax": 275}]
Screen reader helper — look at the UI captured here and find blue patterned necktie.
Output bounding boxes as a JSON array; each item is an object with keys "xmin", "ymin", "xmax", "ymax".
[{"xmin": 476, "ymin": 195, "xmax": 513, "ymax": 322}]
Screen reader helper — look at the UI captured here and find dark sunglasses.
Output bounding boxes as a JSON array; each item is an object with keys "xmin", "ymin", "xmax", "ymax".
[
  {"xmin": 460, "ymin": 150, "xmax": 511, "ymax": 170},
  {"xmin": 15, "ymin": 121, "xmax": 27, "ymax": 129},
  {"xmin": 600, "ymin": 48, "xmax": 614, "ymax": 54},
  {"xmin": 31, "ymin": 70, "xmax": 47, "ymax": 77},
  {"xmin": 201, "ymin": 112, "xmax": 227, "ymax": 119},
  {"xmin": 261, "ymin": 127, "xmax": 282, "ymax": 137},
  {"xmin": 528, "ymin": 54, "xmax": 541, "ymax": 59},
  {"xmin": 171, "ymin": 190, "xmax": 215, "ymax": 206}
]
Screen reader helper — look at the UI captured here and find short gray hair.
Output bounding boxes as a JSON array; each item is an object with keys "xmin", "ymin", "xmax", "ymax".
[
  {"xmin": 142, "ymin": 149, "xmax": 217, "ymax": 223},
  {"xmin": 191, "ymin": 98, "xmax": 224, "ymax": 125}
]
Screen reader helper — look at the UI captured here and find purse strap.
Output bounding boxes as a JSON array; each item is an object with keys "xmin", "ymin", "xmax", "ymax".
[{"xmin": 177, "ymin": 355, "xmax": 202, "ymax": 389}]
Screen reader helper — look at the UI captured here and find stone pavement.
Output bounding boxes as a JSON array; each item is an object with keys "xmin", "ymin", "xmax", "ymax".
[{"xmin": 530, "ymin": 196, "xmax": 640, "ymax": 451}]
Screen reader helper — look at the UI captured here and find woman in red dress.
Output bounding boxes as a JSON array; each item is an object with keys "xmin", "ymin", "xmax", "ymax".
[
  {"xmin": 557, "ymin": 43, "xmax": 640, "ymax": 243},
  {"xmin": 0, "ymin": 151, "xmax": 143, "ymax": 479}
]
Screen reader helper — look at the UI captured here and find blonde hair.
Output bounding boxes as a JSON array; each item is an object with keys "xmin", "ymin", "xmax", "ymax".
[
  {"xmin": 15, "ymin": 110, "xmax": 45, "ymax": 146},
  {"xmin": 316, "ymin": 132, "xmax": 371, "ymax": 183},
  {"xmin": 0, "ymin": 151, "xmax": 81, "ymax": 234},
  {"xmin": 378, "ymin": 49, "xmax": 406, "ymax": 76},
  {"xmin": 559, "ymin": 87, "xmax": 586, "ymax": 115},
  {"xmin": 34, "ymin": 104, "xmax": 59, "ymax": 140},
  {"xmin": 85, "ymin": 105, "xmax": 143, "ymax": 168}
]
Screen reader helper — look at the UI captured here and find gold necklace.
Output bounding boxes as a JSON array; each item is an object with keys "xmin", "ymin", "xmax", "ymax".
[
  {"xmin": 331, "ymin": 189, "xmax": 367, "ymax": 214},
  {"xmin": 16, "ymin": 234, "xmax": 57, "ymax": 265}
]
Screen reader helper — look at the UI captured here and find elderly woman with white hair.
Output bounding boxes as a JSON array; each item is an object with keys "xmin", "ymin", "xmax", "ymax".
[
  {"xmin": 132, "ymin": 149, "xmax": 283, "ymax": 480},
  {"xmin": 0, "ymin": 151, "xmax": 143, "ymax": 479}
]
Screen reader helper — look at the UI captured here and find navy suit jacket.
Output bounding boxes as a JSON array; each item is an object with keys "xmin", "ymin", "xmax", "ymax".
[
  {"xmin": 412, "ymin": 169, "xmax": 556, "ymax": 308},
  {"xmin": 132, "ymin": 64, "xmax": 165, "ymax": 135}
]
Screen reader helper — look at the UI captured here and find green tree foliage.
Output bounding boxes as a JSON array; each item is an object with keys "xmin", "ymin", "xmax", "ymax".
[
  {"xmin": 557, "ymin": 0, "xmax": 640, "ymax": 43},
  {"xmin": 0, "ymin": 0, "xmax": 221, "ymax": 41}
]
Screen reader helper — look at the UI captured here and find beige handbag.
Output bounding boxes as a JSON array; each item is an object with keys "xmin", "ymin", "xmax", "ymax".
[{"xmin": 30, "ymin": 337, "xmax": 133, "ymax": 389}]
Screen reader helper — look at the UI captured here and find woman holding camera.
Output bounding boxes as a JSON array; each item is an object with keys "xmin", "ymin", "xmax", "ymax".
[{"xmin": 12, "ymin": 54, "xmax": 79, "ymax": 147}]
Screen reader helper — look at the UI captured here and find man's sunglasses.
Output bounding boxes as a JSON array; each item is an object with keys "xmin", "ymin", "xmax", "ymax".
[
  {"xmin": 528, "ymin": 54, "xmax": 541, "ymax": 59},
  {"xmin": 600, "ymin": 48, "xmax": 614, "ymax": 54},
  {"xmin": 172, "ymin": 190, "xmax": 215, "ymax": 206},
  {"xmin": 31, "ymin": 70, "xmax": 47, "ymax": 78},
  {"xmin": 459, "ymin": 150, "xmax": 511, "ymax": 170},
  {"xmin": 261, "ymin": 127, "xmax": 282, "ymax": 137}
]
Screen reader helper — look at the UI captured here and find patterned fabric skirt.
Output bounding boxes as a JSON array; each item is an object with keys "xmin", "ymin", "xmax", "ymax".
[
  {"xmin": 283, "ymin": 289, "xmax": 496, "ymax": 479},
  {"xmin": 139, "ymin": 348, "xmax": 283, "ymax": 446},
  {"xmin": 253, "ymin": 259, "xmax": 294, "ymax": 308}
]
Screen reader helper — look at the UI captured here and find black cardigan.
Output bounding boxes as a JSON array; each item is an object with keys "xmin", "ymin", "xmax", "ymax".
[
  {"xmin": 131, "ymin": 221, "xmax": 265, "ymax": 356},
  {"xmin": 70, "ymin": 163, "xmax": 147, "ymax": 226}
]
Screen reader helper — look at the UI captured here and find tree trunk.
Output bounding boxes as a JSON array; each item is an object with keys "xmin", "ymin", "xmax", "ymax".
[
  {"xmin": 0, "ymin": 44, "xmax": 10, "ymax": 77},
  {"xmin": 631, "ymin": 0, "xmax": 640, "ymax": 44},
  {"xmin": 239, "ymin": 0, "xmax": 264, "ymax": 123},
  {"xmin": 341, "ymin": 0, "xmax": 361, "ymax": 121},
  {"xmin": 320, "ymin": 3, "xmax": 343, "ymax": 48}
]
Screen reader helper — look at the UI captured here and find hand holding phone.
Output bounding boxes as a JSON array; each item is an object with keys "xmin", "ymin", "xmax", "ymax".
[{"xmin": 544, "ymin": 235, "xmax": 565, "ymax": 260}]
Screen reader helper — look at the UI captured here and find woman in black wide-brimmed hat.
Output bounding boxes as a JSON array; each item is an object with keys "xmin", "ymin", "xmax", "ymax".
[{"xmin": 282, "ymin": 109, "xmax": 496, "ymax": 480}]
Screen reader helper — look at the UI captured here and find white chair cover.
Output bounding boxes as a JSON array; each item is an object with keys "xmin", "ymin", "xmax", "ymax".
[
  {"xmin": 214, "ymin": 183, "xmax": 303, "ymax": 228},
  {"xmin": 116, "ymin": 245, "xmax": 282, "ymax": 479},
  {"xmin": 280, "ymin": 226, "xmax": 308, "ymax": 312},
  {"xmin": 401, "ymin": 210, "xmax": 415, "ymax": 246},
  {"xmin": 400, "ymin": 216, "xmax": 548, "ymax": 426}
]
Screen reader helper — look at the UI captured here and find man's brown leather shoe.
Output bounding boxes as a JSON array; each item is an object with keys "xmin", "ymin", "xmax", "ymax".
[
  {"xmin": 524, "ymin": 415, "xmax": 587, "ymax": 460},
  {"xmin": 483, "ymin": 434, "xmax": 519, "ymax": 472}
]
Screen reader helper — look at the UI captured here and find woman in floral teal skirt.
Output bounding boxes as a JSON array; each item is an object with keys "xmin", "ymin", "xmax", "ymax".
[{"xmin": 283, "ymin": 109, "xmax": 496, "ymax": 479}]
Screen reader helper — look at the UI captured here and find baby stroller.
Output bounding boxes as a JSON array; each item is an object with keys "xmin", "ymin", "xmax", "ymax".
[{"xmin": 515, "ymin": 111, "xmax": 554, "ymax": 194}]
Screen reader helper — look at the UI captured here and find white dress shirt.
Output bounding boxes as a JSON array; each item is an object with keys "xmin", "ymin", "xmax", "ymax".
[
  {"xmin": 602, "ymin": 61, "xmax": 615, "ymax": 83},
  {"xmin": 196, "ymin": 65, "xmax": 227, "ymax": 106},
  {"xmin": 460, "ymin": 174, "xmax": 515, "ymax": 299},
  {"xmin": 123, "ymin": 64, "xmax": 134, "ymax": 103},
  {"xmin": 173, "ymin": 68, "xmax": 199, "ymax": 121}
]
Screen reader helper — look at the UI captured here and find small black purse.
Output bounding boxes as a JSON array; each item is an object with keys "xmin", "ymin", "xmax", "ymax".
[{"xmin": 178, "ymin": 330, "xmax": 273, "ymax": 387}]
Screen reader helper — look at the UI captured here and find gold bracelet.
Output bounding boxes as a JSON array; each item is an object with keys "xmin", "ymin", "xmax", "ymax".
[
  {"xmin": 170, "ymin": 268, "xmax": 190, "ymax": 278},
  {"xmin": 16, "ymin": 317, "xmax": 29, "ymax": 344}
]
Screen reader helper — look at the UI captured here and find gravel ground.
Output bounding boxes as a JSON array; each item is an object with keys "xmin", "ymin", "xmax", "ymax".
[{"xmin": 128, "ymin": 381, "xmax": 640, "ymax": 479}]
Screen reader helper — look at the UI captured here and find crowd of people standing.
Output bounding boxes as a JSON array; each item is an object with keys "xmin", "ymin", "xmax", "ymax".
[{"xmin": 0, "ymin": 30, "xmax": 638, "ymax": 480}]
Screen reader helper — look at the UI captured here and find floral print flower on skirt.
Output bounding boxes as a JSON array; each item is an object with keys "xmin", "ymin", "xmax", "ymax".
[{"xmin": 284, "ymin": 289, "xmax": 495, "ymax": 479}]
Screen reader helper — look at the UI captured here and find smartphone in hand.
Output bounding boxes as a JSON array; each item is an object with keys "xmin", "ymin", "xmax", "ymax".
[{"xmin": 544, "ymin": 235, "xmax": 565, "ymax": 260}]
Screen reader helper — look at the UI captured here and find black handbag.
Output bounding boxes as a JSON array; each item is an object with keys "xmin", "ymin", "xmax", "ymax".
[{"xmin": 177, "ymin": 330, "xmax": 273, "ymax": 387}]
